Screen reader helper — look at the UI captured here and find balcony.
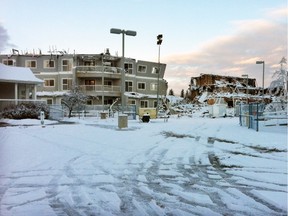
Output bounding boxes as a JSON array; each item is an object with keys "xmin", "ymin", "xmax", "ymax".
[
  {"xmin": 76, "ymin": 66, "xmax": 121, "ymax": 79},
  {"xmin": 79, "ymin": 85, "xmax": 121, "ymax": 97}
]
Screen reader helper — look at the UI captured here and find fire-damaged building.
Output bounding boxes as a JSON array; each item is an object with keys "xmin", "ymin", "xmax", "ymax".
[{"xmin": 187, "ymin": 74, "xmax": 266, "ymax": 107}]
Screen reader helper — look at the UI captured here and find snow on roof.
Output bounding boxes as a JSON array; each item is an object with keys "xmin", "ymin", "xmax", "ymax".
[
  {"xmin": 125, "ymin": 92, "xmax": 184, "ymax": 105},
  {"xmin": 215, "ymin": 80, "xmax": 227, "ymax": 87},
  {"xmin": 0, "ymin": 63, "xmax": 43, "ymax": 84},
  {"xmin": 196, "ymin": 91, "xmax": 270, "ymax": 103},
  {"xmin": 235, "ymin": 81, "xmax": 244, "ymax": 88},
  {"xmin": 198, "ymin": 91, "xmax": 208, "ymax": 103},
  {"xmin": 37, "ymin": 91, "xmax": 67, "ymax": 97},
  {"xmin": 124, "ymin": 92, "xmax": 158, "ymax": 99}
]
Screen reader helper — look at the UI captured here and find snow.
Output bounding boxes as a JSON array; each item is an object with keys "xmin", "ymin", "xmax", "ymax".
[
  {"xmin": 0, "ymin": 63, "xmax": 43, "ymax": 84},
  {"xmin": 124, "ymin": 92, "xmax": 184, "ymax": 104},
  {"xmin": 198, "ymin": 91, "xmax": 208, "ymax": 103},
  {"xmin": 36, "ymin": 91, "xmax": 67, "ymax": 97},
  {"xmin": 0, "ymin": 114, "xmax": 287, "ymax": 215},
  {"xmin": 166, "ymin": 95, "xmax": 183, "ymax": 104},
  {"xmin": 252, "ymin": 190, "xmax": 288, "ymax": 211},
  {"xmin": 124, "ymin": 92, "xmax": 158, "ymax": 99}
]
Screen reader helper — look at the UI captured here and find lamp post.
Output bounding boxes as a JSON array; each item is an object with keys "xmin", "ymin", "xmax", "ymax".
[
  {"xmin": 242, "ymin": 74, "xmax": 249, "ymax": 103},
  {"xmin": 256, "ymin": 60, "xmax": 265, "ymax": 102},
  {"xmin": 156, "ymin": 34, "xmax": 163, "ymax": 118},
  {"xmin": 110, "ymin": 28, "xmax": 137, "ymax": 112},
  {"xmin": 100, "ymin": 52, "xmax": 108, "ymax": 111}
]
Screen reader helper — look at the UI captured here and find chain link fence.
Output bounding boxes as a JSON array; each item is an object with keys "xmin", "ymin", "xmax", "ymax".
[{"xmin": 239, "ymin": 102, "xmax": 287, "ymax": 132}]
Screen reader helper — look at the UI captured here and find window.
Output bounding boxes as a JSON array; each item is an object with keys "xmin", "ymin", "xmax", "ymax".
[
  {"xmin": 20, "ymin": 90, "xmax": 26, "ymax": 99},
  {"xmin": 140, "ymin": 100, "xmax": 148, "ymax": 108},
  {"xmin": 104, "ymin": 99, "xmax": 113, "ymax": 105},
  {"xmin": 103, "ymin": 80, "xmax": 112, "ymax": 91},
  {"xmin": 124, "ymin": 63, "xmax": 133, "ymax": 74},
  {"xmin": 2, "ymin": 59, "xmax": 15, "ymax": 66},
  {"xmin": 62, "ymin": 79, "xmax": 72, "ymax": 90},
  {"xmin": 152, "ymin": 67, "xmax": 159, "ymax": 74},
  {"xmin": 44, "ymin": 60, "xmax": 55, "ymax": 68},
  {"xmin": 85, "ymin": 80, "xmax": 95, "ymax": 85},
  {"xmin": 25, "ymin": 60, "xmax": 37, "ymax": 68},
  {"xmin": 47, "ymin": 99, "xmax": 53, "ymax": 105},
  {"xmin": 150, "ymin": 83, "xmax": 158, "ymax": 91},
  {"xmin": 137, "ymin": 65, "xmax": 147, "ymax": 73},
  {"xmin": 44, "ymin": 79, "xmax": 55, "ymax": 87},
  {"xmin": 62, "ymin": 59, "xmax": 72, "ymax": 71},
  {"xmin": 125, "ymin": 81, "xmax": 133, "ymax": 92},
  {"xmin": 153, "ymin": 100, "xmax": 158, "ymax": 108},
  {"xmin": 128, "ymin": 100, "xmax": 136, "ymax": 105},
  {"xmin": 104, "ymin": 80, "xmax": 112, "ymax": 86},
  {"xmin": 137, "ymin": 82, "xmax": 146, "ymax": 90}
]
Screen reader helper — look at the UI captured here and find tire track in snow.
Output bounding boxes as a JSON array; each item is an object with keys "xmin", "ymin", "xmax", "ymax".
[
  {"xmin": 125, "ymin": 143, "xmax": 200, "ymax": 215},
  {"xmin": 117, "ymin": 147, "xmax": 170, "ymax": 215},
  {"xmin": 151, "ymin": 128, "xmax": 285, "ymax": 215},
  {"xmin": 48, "ymin": 155, "xmax": 96, "ymax": 215},
  {"xmin": 1, "ymin": 169, "xmax": 60, "ymax": 215},
  {"xmin": 187, "ymin": 154, "xmax": 233, "ymax": 215},
  {"xmin": 208, "ymin": 151, "xmax": 287, "ymax": 215},
  {"xmin": 124, "ymin": 131, "xmax": 220, "ymax": 215},
  {"xmin": 190, "ymin": 122, "xmax": 287, "ymax": 214}
]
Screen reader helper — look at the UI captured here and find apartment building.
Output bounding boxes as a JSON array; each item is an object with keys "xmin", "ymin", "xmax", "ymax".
[{"xmin": 0, "ymin": 49, "xmax": 168, "ymax": 111}]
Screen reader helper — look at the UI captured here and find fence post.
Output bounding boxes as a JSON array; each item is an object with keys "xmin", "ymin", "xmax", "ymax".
[
  {"xmin": 239, "ymin": 103, "xmax": 242, "ymax": 126},
  {"xmin": 248, "ymin": 104, "xmax": 250, "ymax": 128},
  {"xmin": 40, "ymin": 111, "xmax": 45, "ymax": 127},
  {"xmin": 256, "ymin": 103, "xmax": 259, "ymax": 132}
]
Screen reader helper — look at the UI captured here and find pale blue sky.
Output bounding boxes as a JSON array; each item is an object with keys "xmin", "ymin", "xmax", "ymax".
[{"xmin": 0, "ymin": 0, "xmax": 287, "ymax": 94}]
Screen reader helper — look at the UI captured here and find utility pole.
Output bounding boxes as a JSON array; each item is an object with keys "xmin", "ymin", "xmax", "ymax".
[{"xmin": 156, "ymin": 34, "xmax": 163, "ymax": 118}]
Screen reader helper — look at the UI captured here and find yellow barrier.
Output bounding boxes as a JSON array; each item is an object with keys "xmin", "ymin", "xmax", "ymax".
[{"xmin": 139, "ymin": 108, "xmax": 157, "ymax": 119}]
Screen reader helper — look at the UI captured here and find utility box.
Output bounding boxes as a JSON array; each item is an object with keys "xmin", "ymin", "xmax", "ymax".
[
  {"xmin": 100, "ymin": 112, "xmax": 107, "ymax": 119},
  {"xmin": 208, "ymin": 97, "xmax": 228, "ymax": 118},
  {"xmin": 118, "ymin": 114, "xmax": 128, "ymax": 129}
]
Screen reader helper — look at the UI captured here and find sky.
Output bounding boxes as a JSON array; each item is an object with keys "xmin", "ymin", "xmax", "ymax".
[{"xmin": 0, "ymin": 0, "xmax": 287, "ymax": 95}]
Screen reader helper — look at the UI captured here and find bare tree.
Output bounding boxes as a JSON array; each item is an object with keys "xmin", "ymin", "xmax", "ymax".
[
  {"xmin": 269, "ymin": 57, "xmax": 287, "ymax": 99},
  {"xmin": 61, "ymin": 86, "xmax": 88, "ymax": 118}
]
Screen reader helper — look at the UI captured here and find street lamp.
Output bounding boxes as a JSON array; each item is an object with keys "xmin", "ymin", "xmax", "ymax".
[
  {"xmin": 156, "ymin": 34, "xmax": 163, "ymax": 118},
  {"xmin": 110, "ymin": 28, "xmax": 137, "ymax": 111},
  {"xmin": 242, "ymin": 74, "xmax": 249, "ymax": 103},
  {"xmin": 256, "ymin": 60, "xmax": 265, "ymax": 102}
]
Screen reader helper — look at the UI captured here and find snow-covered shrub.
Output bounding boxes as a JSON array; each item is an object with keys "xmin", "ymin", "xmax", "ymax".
[
  {"xmin": 264, "ymin": 97, "xmax": 287, "ymax": 114},
  {"xmin": 1, "ymin": 102, "xmax": 50, "ymax": 119}
]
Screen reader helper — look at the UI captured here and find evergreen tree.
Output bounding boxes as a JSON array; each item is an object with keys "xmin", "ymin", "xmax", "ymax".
[
  {"xmin": 168, "ymin": 89, "xmax": 174, "ymax": 96},
  {"xmin": 185, "ymin": 90, "xmax": 189, "ymax": 99},
  {"xmin": 180, "ymin": 89, "xmax": 185, "ymax": 98}
]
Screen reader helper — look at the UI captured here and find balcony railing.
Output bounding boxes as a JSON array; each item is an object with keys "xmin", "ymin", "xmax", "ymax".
[
  {"xmin": 76, "ymin": 66, "xmax": 121, "ymax": 74},
  {"xmin": 79, "ymin": 85, "xmax": 121, "ymax": 93}
]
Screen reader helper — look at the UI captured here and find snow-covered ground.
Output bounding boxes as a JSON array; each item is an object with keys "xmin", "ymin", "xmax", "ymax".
[{"xmin": 0, "ymin": 115, "xmax": 287, "ymax": 216}]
